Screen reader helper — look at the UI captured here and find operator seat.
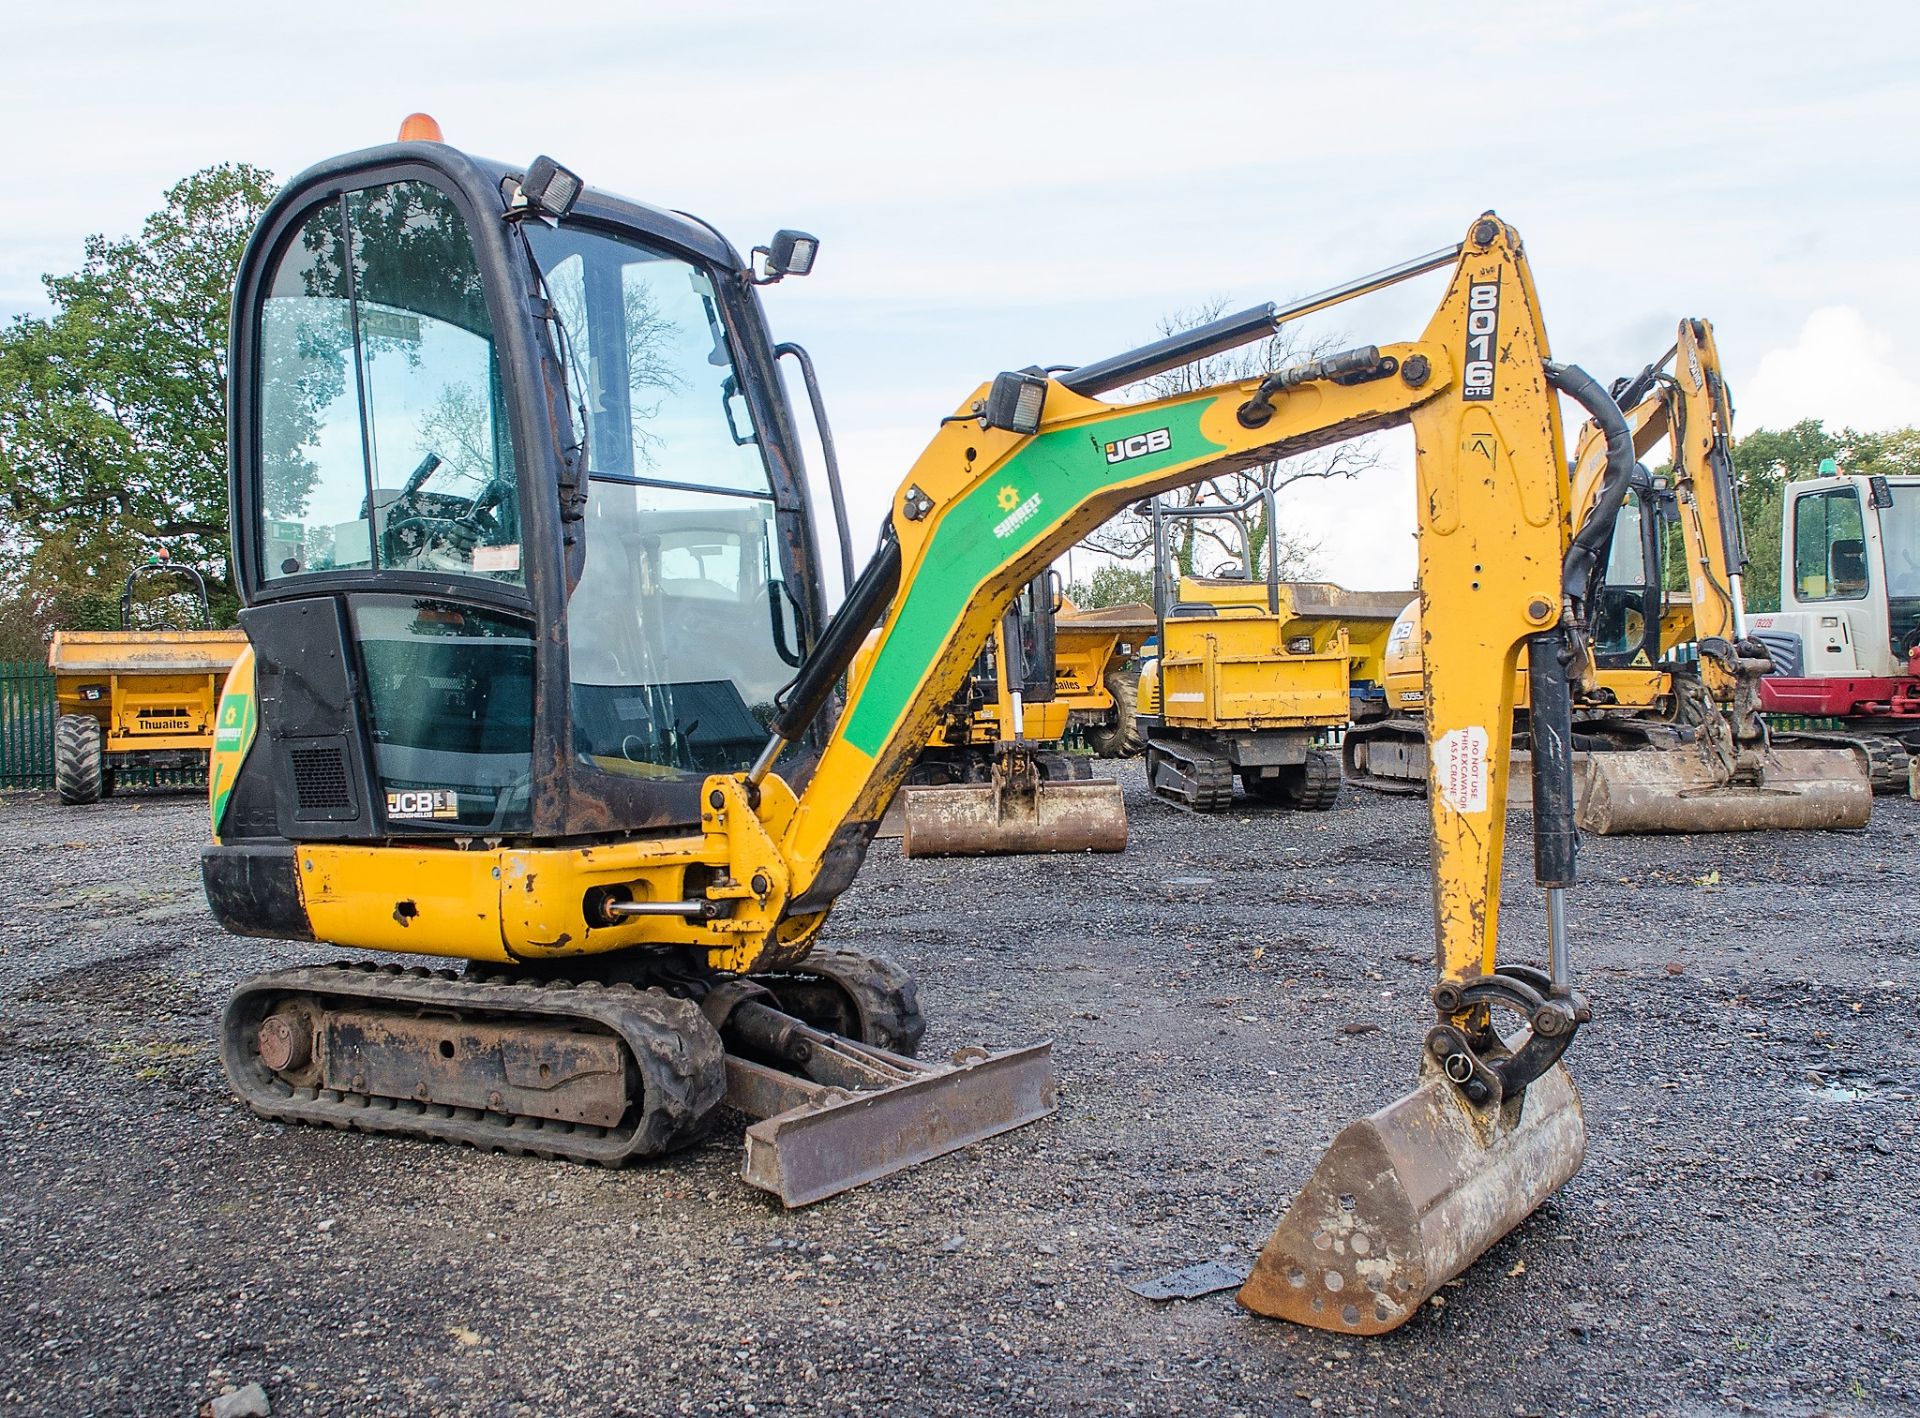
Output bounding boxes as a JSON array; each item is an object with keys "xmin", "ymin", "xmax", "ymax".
[{"xmin": 1831, "ymin": 538, "xmax": 1868, "ymax": 597}]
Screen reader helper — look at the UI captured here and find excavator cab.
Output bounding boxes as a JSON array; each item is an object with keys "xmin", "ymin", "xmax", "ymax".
[{"xmin": 215, "ymin": 152, "xmax": 832, "ymax": 859}]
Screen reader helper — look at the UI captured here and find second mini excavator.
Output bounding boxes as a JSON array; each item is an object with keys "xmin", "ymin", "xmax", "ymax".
[
  {"xmin": 869, "ymin": 570, "xmax": 1129, "ymax": 857},
  {"xmin": 1346, "ymin": 319, "xmax": 1869, "ymax": 833},
  {"xmin": 202, "ymin": 124, "xmax": 1621, "ymax": 1334}
]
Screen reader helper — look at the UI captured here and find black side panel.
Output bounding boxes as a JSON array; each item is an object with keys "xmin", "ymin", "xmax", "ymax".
[
  {"xmin": 241, "ymin": 598, "xmax": 381, "ymax": 840},
  {"xmin": 201, "ymin": 843, "xmax": 314, "ymax": 941},
  {"xmin": 217, "ymin": 734, "xmax": 284, "ymax": 841}
]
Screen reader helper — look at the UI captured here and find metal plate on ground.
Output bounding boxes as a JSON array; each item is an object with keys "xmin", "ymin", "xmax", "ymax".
[{"xmin": 1126, "ymin": 1259, "xmax": 1253, "ymax": 1300}]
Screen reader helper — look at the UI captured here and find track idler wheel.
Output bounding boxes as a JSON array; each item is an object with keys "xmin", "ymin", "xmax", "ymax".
[
  {"xmin": 1240, "ymin": 967, "xmax": 1589, "ymax": 1333},
  {"xmin": 750, "ymin": 945, "xmax": 927, "ymax": 1057}
]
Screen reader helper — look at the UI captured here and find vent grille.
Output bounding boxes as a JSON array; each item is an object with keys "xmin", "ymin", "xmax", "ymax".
[{"xmin": 290, "ymin": 745, "xmax": 351, "ymax": 811}]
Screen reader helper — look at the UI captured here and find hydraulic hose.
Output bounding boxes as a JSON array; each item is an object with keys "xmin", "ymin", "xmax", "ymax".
[
  {"xmin": 1545, "ymin": 360, "xmax": 1636, "ymax": 607},
  {"xmin": 754, "ymin": 532, "xmax": 902, "ymax": 778}
]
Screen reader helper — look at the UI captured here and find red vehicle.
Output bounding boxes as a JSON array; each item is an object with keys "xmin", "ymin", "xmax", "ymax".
[{"xmin": 1752, "ymin": 470, "xmax": 1920, "ymax": 789}]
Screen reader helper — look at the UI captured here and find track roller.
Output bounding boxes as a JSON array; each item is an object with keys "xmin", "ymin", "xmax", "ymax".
[{"xmin": 1341, "ymin": 718, "xmax": 1429, "ymax": 794}]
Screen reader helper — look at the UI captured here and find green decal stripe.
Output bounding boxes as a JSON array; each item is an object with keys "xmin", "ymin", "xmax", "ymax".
[
  {"xmin": 843, "ymin": 402, "xmax": 1222, "ymax": 758},
  {"xmin": 209, "ymin": 684, "xmax": 257, "ymax": 834}
]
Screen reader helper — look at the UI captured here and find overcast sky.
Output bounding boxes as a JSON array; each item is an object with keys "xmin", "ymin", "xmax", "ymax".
[{"xmin": 4, "ymin": 1, "xmax": 1916, "ymax": 596}]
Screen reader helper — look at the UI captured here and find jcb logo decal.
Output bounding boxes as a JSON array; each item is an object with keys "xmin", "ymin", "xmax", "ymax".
[
  {"xmin": 387, "ymin": 789, "xmax": 459, "ymax": 819},
  {"xmin": 1463, "ymin": 281, "xmax": 1500, "ymax": 400},
  {"xmin": 1105, "ymin": 427, "xmax": 1172, "ymax": 464}
]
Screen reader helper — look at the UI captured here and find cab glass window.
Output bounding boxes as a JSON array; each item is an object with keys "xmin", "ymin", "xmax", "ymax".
[
  {"xmin": 523, "ymin": 224, "xmax": 809, "ymax": 781},
  {"xmin": 1882, "ymin": 485, "xmax": 1920, "ymax": 599},
  {"xmin": 1593, "ymin": 491, "xmax": 1654, "ymax": 661},
  {"xmin": 255, "ymin": 181, "xmax": 523, "ymax": 585},
  {"xmin": 351, "ymin": 596, "xmax": 534, "ymax": 833},
  {"xmin": 1794, "ymin": 488, "xmax": 1868, "ymax": 602}
]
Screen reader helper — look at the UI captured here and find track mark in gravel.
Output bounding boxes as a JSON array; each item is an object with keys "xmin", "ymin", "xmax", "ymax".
[{"xmin": 12, "ymin": 940, "xmax": 200, "ymax": 1009}]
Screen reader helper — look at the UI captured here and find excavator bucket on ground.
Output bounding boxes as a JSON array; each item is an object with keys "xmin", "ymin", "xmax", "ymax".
[
  {"xmin": 1240, "ymin": 1063, "xmax": 1585, "ymax": 1334},
  {"xmin": 1578, "ymin": 744, "xmax": 1869, "ymax": 834},
  {"xmin": 901, "ymin": 745, "xmax": 1128, "ymax": 857}
]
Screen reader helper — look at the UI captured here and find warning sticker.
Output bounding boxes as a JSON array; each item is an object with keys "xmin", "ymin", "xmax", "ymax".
[{"xmin": 1432, "ymin": 726, "xmax": 1490, "ymax": 815}]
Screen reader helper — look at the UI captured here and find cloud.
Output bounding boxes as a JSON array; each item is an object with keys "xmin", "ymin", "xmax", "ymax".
[{"xmin": 1741, "ymin": 307, "xmax": 1920, "ymax": 433}]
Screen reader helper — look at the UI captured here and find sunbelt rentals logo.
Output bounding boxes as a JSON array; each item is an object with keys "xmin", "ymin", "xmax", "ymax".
[{"xmin": 993, "ymin": 483, "xmax": 1042, "ymax": 539}]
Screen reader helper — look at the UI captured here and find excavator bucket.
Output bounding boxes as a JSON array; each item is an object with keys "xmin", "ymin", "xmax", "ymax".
[
  {"xmin": 901, "ymin": 779, "xmax": 1128, "ymax": 856},
  {"xmin": 1239, "ymin": 1063, "xmax": 1585, "ymax": 1335},
  {"xmin": 1578, "ymin": 746, "xmax": 1869, "ymax": 834},
  {"xmin": 901, "ymin": 746, "xmax": 1128, "ymax": 857}
]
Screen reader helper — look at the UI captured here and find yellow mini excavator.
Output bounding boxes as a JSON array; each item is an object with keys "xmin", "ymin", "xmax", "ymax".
[
  {"xmin": 1345, "ymin": 319, "xmax": 1869, "ymax": 833},
  {"xmin": 203, "ymin": 122, "xmax": 1621, "ymax": 1333},
  {"xmin": 866, "ymin": 571, "xmax": 1129, "ymax": 857}
]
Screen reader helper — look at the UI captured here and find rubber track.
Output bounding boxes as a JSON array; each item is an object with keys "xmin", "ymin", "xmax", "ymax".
[
  {"xmin": 1147, "ymin": 740, "xmax": 1234, "ymax": 813},
  {"xmin": 222, "ymin": 963, "xmax": 726, "ymax": 1166},
  {"xmin": 1290, "ymin": 750, "xmax": 1343, "ymax": 810},
  {"xmin": 1775, "ymin": 730, "xmax": 1910, "ymax": 793}
]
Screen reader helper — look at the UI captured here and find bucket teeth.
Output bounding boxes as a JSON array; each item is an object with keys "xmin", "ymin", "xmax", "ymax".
[{"xmin": 1240, "ymin": 1064, "xmax": 1585, "ymax": 1333}]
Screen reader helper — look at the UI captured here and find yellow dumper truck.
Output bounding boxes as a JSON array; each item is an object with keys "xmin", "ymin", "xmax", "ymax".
[{"xmin": 48, "ymin": 561, "xmax": 246, "ymax": 804}]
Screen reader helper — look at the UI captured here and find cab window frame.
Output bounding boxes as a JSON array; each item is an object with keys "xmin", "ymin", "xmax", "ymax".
[
  {"xmin": 1793, "ymin": 486, "xmax": 1871, "ymax": 604},
  {"xmin": 233, "ymin": 162, "xmax": 543, "ymax": 620}
]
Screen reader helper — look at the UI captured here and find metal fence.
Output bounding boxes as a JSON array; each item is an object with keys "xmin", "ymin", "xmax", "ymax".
[
  {"xmin": 0, "ymin": 662, "xmax": 55, "ymax": 788},
  {"xmin": 0, "ymin": 661, "xmax": 208, "ymax": 793}
]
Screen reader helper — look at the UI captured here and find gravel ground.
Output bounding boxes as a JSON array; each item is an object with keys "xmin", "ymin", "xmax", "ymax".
[{"xmin": 0, "ymin": 764, "xmax": 1915, "ymax": 1417}]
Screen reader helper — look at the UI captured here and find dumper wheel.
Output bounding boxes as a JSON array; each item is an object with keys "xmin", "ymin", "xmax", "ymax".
[
  {"xmin": 1247, "ymin": 750, "xmax": 1341, "ymax": 811},
  {"xmin": 1085, "ymin": 669, "xmax": 1144, "ymax": 758},
  {"xmin": 54, "ymin": 715, "xmax": 104, "ymax": 805},
  {"xmin": 755, "ymin": 946, "xmax": 926, "ymax": 1057}
]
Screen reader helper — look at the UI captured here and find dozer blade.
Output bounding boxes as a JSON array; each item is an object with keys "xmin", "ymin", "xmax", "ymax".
[
  {"xmin": 900, "ymin": 779, "xmax": 1128, "ymax": 857},
  {"xmin": 1577, "ymin": 747, "xmax": 1869, "ymax": 834},
  {"xmin": 733, "ymin": 1042, "xmax": 1057, "ymax": 1206},
  {"xmin": 1239, "ymin": 1063, "xmax": 1584, "ymax": 1335}
]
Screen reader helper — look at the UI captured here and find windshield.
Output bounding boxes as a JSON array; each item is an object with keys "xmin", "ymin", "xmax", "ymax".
[
  {"xmin": 528, "ymin": 225, "xmax": 769, "ymax": 492},
  {"xmin": 1883, "ymin": 486, "xmax": 1920, "ymax": 599},
  {"xmin": 1593, "ymin": 490, "xmax": 1656, "ymax": 664},
  {"xmin": 524, "ymin": 224, "xmax": 805, "ymax": 780}
]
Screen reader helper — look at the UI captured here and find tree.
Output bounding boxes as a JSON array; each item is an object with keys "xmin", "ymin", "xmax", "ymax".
[
  {"xmin": 1064, "ymin": 561, "xmax": 1153, "ymax": 609},
  {"xmin": 1074, "ymin": 299, "xmax": 1381, "ymax": 585},
  {"xmin": 0, "ymin": 162, "xmax": 276, "ymax": 650}
]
